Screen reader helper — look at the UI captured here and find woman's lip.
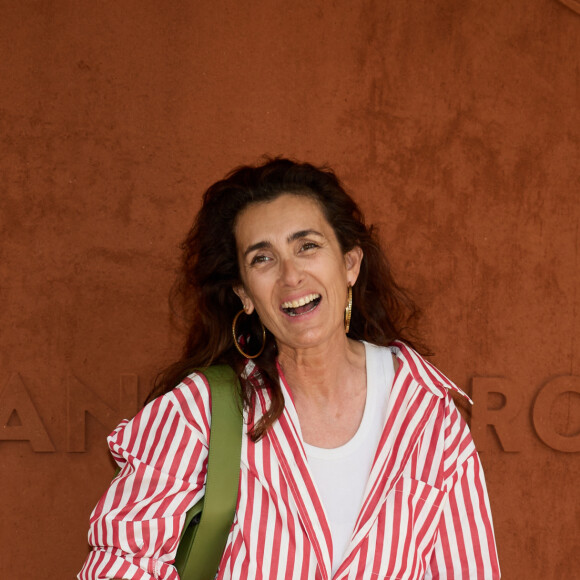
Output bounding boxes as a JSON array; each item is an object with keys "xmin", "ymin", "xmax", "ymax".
[
  {"xmin": 279, "ymin": 295, "xmax": 322, "ymax": 318},
  {"xmin": 280, "ymin": 293, "xmax": 321, "ymax": 310}
]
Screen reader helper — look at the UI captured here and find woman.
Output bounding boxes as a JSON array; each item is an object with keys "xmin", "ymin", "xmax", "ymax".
[{"xmin": 79, "ymin": 158, "xmax": 500, "ymax": 579}]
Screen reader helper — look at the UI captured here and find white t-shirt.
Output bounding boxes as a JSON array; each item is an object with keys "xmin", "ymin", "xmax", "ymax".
[{"xmin": 304, "ymin": 342, "xmax": 395, "ymax": 574}]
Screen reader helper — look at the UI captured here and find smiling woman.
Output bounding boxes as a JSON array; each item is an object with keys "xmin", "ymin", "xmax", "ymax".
[{"xmin": 79, "ymin": 158, "xmax": 500, "ymax": 580}]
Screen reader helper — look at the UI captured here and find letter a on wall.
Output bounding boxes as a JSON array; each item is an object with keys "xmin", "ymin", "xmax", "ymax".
[{"xmin": 0, "ymin": 373, "xmax": 55, "ymax": 452}]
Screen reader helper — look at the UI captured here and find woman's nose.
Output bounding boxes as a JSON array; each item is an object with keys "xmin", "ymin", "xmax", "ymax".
[{"xmin": 279, "ymin": 257, "xmax": 303, "ymax": 286}]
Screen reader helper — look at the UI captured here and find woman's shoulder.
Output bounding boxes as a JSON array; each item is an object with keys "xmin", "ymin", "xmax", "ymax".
[
  {"xmin": 107, "ymin": 370, "xmax": 213, "ymax": 464},
  {"xmin": 149, "ymin": 369, "xmax": 213, "ymax": 426},
  {"xmin": 168, "ymin": 369, "xmax": 214, "ymax": 423},
  {"xmin": 387, "ymin": 340, "xmax": 472, "ymax": 403}
]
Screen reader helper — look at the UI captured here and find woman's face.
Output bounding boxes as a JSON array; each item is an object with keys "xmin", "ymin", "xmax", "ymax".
[{"xmin": 234, "ymin": 194, "xmax": 362, "ymax": 353}]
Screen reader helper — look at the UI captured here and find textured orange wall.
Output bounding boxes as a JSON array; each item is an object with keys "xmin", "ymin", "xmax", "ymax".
[{"xmin": 1, "ymin": 2, "xmax": 579, "ymax": 579}]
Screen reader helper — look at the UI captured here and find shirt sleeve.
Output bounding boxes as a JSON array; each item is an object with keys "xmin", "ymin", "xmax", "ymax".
[
  {"xmin": 424, "ymin": 401, "xmax": 501, "ymax": 580},
  {"xmin": 78, "ymin": 373, "xmax": 212, "ymax": 580}
]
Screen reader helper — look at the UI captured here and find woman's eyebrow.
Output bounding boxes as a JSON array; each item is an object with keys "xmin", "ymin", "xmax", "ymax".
[
  {"xmin": 287, "ymin": 229, "xmax": 324, "ymax": 243},
  {"xmin": 244, "ymin": 230, "xmax": 324, "ymax": 257},
  {"xmin": 244, "ymin": 241, "xmax": 271, "ymax": 257}
]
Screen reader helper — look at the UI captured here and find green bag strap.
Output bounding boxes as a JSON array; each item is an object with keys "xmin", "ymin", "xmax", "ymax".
[{"xmin": 176, "ymin": 365, "xmax": 243, "ymax": 580}]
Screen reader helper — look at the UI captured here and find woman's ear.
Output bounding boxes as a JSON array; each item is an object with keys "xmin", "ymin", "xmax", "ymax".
[
  {"xmin": 233, "ymin": 285, "xmax": 255, "ymax": 314},
  {"xmin": 344, "ymin": 246, "xmax": 363, "ymax": 286}
]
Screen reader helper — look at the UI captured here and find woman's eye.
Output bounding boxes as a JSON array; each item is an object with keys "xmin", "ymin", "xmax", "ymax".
[
  {"xmin": 300, "ymin": 241, "xmax": 319, "ymax": 252},
  {"xmin": 250, "ymin": 254, "xmax": 270, "ymax": 265}
]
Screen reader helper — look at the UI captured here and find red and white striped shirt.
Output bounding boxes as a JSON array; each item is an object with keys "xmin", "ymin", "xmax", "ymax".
[{"xmin": 79, "ymin": 342, "xmax": 500, "ymax": 580}]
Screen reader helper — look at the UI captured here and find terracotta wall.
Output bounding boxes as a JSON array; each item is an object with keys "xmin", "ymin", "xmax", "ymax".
[{"xmin": 1, "ymin": 1, "xmax": 578, "ymax": 578}]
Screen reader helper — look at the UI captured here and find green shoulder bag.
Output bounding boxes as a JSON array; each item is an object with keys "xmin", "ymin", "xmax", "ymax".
[{"xmin": 172, "ymin": 365, "xmax": 243, "ymax": 580}]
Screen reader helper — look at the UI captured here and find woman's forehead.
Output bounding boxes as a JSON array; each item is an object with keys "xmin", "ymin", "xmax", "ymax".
[{"xmin": 234, "ymin": 194, "xmax": 333, "ymax": 244}]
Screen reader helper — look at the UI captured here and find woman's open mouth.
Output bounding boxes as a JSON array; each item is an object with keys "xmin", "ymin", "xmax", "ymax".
[{"xmin": 280, "ymin": 293, "xmax": 321, "ymax": 317}]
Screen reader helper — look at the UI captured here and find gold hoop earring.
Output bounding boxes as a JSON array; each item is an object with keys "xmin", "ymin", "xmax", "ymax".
[
  {"xmin": 232, "ymin": 309, "xmax": 266, "ymax": 359},
  {"xmin": 345, "ymin": 285, "xmax": 353, "ymax": 334}
]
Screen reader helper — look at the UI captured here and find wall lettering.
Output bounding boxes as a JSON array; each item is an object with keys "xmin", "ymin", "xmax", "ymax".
[
  {"xmin": 470, "ymin": 377, "xmax": 524, "ymax": 452},
  {"xmin": 2, "ymin": 372, "xmax": 579, "ymax": 453},
  {"xmin": 0, "ymin": 373, "xmax": 139, "ymax": 452},
  {"xmin": 532, "ymin": 376, "xmax": 580, "ymax": 453},
  {"xmin": 67, "ymin": 374, "xmax": 139, "ymax": 452},
  {"xmin": 470, "ymin": 375, "xmax": 580, "ymax": 453},
  {"xmin": 0, "ymin": 373, "xmax": 55, "ymax": 452}
]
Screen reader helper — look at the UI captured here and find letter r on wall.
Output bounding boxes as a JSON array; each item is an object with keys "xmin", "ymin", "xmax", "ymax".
[{"xmin": 471, "ymin": 377, "xmax": 523, "ymax": 452}]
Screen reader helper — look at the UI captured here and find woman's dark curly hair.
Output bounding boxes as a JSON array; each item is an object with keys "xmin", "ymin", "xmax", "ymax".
[{"xmin": 146, "ymin": 157, "xmax": 425, "ymax": 440}]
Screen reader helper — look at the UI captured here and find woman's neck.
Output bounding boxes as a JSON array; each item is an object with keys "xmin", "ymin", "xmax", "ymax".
[
  {"xmin": 277, "ymin": 336, "xmax": 367, "ymax": 447},
  {"xmin": 278, "ymin": 336, "xmax": 365, "ymax": 398}
]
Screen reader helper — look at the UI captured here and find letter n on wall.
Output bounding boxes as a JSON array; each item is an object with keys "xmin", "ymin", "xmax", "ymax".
[{"xmin": 67, "ymin": 374, "xmax": 138, "ymax": 452}]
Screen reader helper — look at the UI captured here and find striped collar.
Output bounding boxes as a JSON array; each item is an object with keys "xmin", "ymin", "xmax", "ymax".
[{"xmin": 389, "ymin": 340, "xmax": 472, "ymax": 404}]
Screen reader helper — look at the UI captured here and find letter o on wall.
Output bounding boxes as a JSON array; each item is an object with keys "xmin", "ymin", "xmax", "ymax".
[{"xmin": 533, "ymin": 376, "xmax": 580, "ymax": 452}]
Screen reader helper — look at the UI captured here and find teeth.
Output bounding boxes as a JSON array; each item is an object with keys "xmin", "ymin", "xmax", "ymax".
[{"xmin": 281, "ymin": 293, "xmax": 320, "ymax": 309}]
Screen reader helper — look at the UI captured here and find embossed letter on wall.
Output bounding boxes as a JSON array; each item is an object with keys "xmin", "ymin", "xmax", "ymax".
[
  {"xmin": 0, "ymin": 373, "xmax": 139, "ymax": 452},
  {"xmin": 471, "ymin": 375, "xmax": 580, "ymax": 453}
]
